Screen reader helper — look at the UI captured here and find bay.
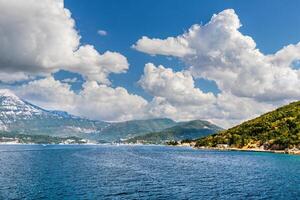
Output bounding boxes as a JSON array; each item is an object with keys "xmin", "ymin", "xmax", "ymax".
[{"xmin": 0, "ymin": 145, "xmax": 299, "ymax": 199}]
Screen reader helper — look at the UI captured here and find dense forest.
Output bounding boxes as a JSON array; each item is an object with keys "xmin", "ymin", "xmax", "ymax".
[{"xmin": 195, "ymin": 101, "xmax": 300, "ymax": 150}]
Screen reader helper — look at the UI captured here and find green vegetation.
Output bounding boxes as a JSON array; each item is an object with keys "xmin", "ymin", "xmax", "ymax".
[
  {"xmin": 0, "ymin": 131, "xmax": 87, "ymax": 144},
  {"xmin": 126, "ymin": 120, "xmax": 222, "ymax": 144},
  {"xmin": 90, "ymin": 118, "xmax": 176, "ymax": 142},
  {"xmin": 195, "ymin": 101, "xmax": 300, "ymax": 150},
  {"xmin": 166, "ymin": 140, "xmax": 179, "ymax": 145}
]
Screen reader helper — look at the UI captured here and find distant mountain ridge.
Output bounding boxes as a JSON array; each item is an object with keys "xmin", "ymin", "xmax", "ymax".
[
  {"xmin": 126, "ymin": 120, "xmax": 223, "ymax": 144},
  {"xmin": 0, "ymin": 89, "xmax": 220, "ymax": 143},
  {"xmin": 0, "ymin": 89, "xmax": 107, "ymax": 138},
  {"xmin": 88, "ymin": 118, "xmax": 176, "ymax": 142}
]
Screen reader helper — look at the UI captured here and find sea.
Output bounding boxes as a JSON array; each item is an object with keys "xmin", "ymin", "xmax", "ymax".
[{"xmin": 0, "ymin": 144, "xmax": 299, "ymax": 199}]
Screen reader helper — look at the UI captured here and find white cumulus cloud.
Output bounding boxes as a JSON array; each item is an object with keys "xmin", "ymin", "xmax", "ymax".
[
  {"xmin": 139, "ymin": 63, "xmax": 215, "ymax": 106},
  {"xmin": 15, "ymin": 77, "xmax": 148, "ymax": 122},
  {"xmin": 16, "ymin": 77, "xmax": 77, "ymax": 112},
  {"xmin": 12, "ymin": 66, "xmax": 274, "ymax": 128},
  {"xmin": 133, "ymin": 36, "xmax": 194, "ymax": 57},
  {"xmin": 0, "ymin": 0, "xmax": 128, "ymax": 83},
  {"xmin": 133, "ymin": 9, "xmax": 300, "ymax": 103},
  {"xmin": 139, "ymin": 63, "xmax": 274, "ymax": 127}
]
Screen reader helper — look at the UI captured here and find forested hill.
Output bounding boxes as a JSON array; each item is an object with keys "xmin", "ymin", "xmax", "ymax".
[
  {"xmin": 195, "ymin": 101, "xmax": 300, "ymax": 150},
  {"xmin": 126, "ymin": 120, "xmax": 222, "ymax": 144}
]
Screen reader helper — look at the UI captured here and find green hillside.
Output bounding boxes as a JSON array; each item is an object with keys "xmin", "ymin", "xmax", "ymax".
[
  {"xmin": 195, "ymin": 101, "xmax": 300, "ymax": 150},
  {"xmin": 126, "ymin": 120, "xmax": 222, "ymax": 144},
  {"xmin": 0, "ymin": 131, "xmax": 87, "ymax": 144},
  {"xmin": 0, "ymin": 90, "xmax": 179, "ymax": 143},
  {"xmin": 89, "ymin": 118, "xmax": 176, "ymax": 142}
]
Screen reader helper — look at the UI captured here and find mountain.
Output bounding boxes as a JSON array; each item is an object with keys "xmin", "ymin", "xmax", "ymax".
[
  {"xmin": 88, "ymin": 118, "xmax": 176, "ymax": 142},
  {"xmin": 126, "ymin": 120, "xmax": 223, "ymax": 144},
  {"xmin": 0, "ymin": 89, "xmax": 107, "ymax": 138},
  {"xmin": 0, "ymin": 131, "xmax": 88, "ymax": 144},
  {"xmin": 195, "ymin": 101, "xmax": 300, "ymax": 151},
  {"xmin": 0, "ymin": 89, "xmax": 178, "ymax": 142}
]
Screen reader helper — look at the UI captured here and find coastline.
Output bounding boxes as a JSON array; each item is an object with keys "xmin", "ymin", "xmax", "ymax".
[
  {"xmin": 173, "ymin": 142, "xmax": 300, "ymax": 155},
  {"xmin": 0, "ymin": 142, "xmax": 99, "ymax": 145},
  {"xmin": 194, "ymin": 146, "xmax": 300, "ymax": 155},
  {"xmin": 1, "ymin": 142, "xmax": 299, "ymax": 155}
]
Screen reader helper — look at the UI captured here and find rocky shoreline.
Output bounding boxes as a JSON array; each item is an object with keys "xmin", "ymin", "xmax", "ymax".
[
  {"xmin": 175, "ymin": 142, "xmax": 300, "ymax": 155},
  {"xmin": 197, "ymin": 147, "xmax": 300, "ymax": 155}
]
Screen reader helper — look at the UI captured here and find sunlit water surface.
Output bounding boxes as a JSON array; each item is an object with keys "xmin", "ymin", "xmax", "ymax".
[{"xmin": 0, "ymin": 145, "xmax": 299, "ymax": 199}]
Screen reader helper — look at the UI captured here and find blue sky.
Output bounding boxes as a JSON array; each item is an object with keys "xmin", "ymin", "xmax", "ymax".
[
  {"xmin": 2, "ymin": 0, "xmax": 300, "ymax": 127},
  {"xmin": 62, "ymin": 0, "xmax": 300, "ymax": 99}
]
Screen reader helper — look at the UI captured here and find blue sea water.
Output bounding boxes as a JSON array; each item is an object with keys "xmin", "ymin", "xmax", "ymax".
[{"xmin": 0, "ymin": 145, "xmax": 299, "ymax": 200}]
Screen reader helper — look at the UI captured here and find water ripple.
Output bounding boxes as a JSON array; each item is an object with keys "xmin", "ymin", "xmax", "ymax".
[{"xmin": 0, "ymin": 145, "xmax": 299, "ymax": 199}]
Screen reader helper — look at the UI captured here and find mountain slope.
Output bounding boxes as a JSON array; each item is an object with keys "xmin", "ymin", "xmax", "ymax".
[
  {"xmin": 195, "ymin": 101, "xmax": 300, "ymax": 150},
  {"xmin": 0, "ymin": 89, "xmax": 107, "ymax": 138},
  {"xmin": 0, "ymin": 89, "xmax": 178, "ymax": 142},
  {"xmin": 0, "ymin": 131, "xmax": 88, "ymax": 144},
  {"xmin": 126, "ymin": 120, "xmax": 223, "ymax": 144},
  {"xmin": 89, "ymin": 118, "xmax": 176, "ymax": 142}
]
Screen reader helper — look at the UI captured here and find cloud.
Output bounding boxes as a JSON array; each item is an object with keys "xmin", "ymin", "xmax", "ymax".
[
  {"xmin": 75, "ymin": 81, "xmax": 147, "ymax": 121},
  {"xmin": 0, "ymin": 0, "xmax": 144, "ymax": 123},
  {"xmin": 69, "ymin": 47, "xmax": 129, "ymax": 84},
  {"xmin": 0, "ymin": 72, "xmax": 33, "ymax": 83},
  {"xmin": 61, "ymin": 77, "xmax": 79, "ymax": 84},
  {"xmin": 132, "ymin": 9, "xmax": 300, "ymax": 127},
  {"xmin": 2, "ymin": 4, "xmax": 299, "ymax": 128},
  {"xmin": 139, "ymin": 63, "xmax": 215, "ymax": 106},
  {"xmin": 97, "ymin": 30, "xmax": 107, "ymax": 36},
  {"xmin": 16, "ymin": 77, "xmax": 77, "ymax": 112},
  {"xmin": 6, "ymin": 6, "xmax": 282, "ymax": 128},
  {"xmin": 144, "ymin": 93, "xmax": 273, "ymax": 129},
  {"xmin": 0, "ymin": 0, "xmax": 127, "ymax": 83},
  {"xmin": 132, "ymin": 36, "xmax": 194, "ymax": 57},
  {"xmin": 12, "ymin": 70, "xmax": 274, "ymax": 128},
  {"xmin": 133, "ymin": 9, "xmax": 300, "ymax": 103},
  {"xmin": 138, "ymin": 64, "xmax": 274, "ymax": 127},
  {"xmin": 15, "ymin": 77, "xmax": 148, "ymax": 122}
]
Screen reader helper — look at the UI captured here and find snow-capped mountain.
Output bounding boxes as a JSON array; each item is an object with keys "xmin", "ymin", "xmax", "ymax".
[
  {"xmin": 0, "ymin": 90, "xmax": 177, "ymax": 142},
  {"xmin": 0, "ymin": 89, "xmax": 218, "ymax": 143},
  {"xmin": 0, "ymin": 89, "xmax": 44, "ymax": 121},
  {"xmin": 0, "ymin": 89, "xmax": 107, "ymax": 136},
  {"xmin": 0, "ymin": 89, "xmax": 80, "ymax": 120}
]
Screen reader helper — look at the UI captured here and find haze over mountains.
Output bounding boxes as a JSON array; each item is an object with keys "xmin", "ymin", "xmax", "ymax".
[
  {"xmin": 126, "ymin": 120, "xmax": 222, "ymax": 144},
  {"xmin": 0, "ymin": 89, "xmax": 221, "ymax": 143}
]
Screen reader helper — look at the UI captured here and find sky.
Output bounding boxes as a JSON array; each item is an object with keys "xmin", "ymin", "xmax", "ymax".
[
  {"xmin": 1, "ymin": 0, "xmax": 300, "ymax": 128},
  {"xmin": 65, "ymin": 0, "xmax": 300, "ymax": 96}
]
